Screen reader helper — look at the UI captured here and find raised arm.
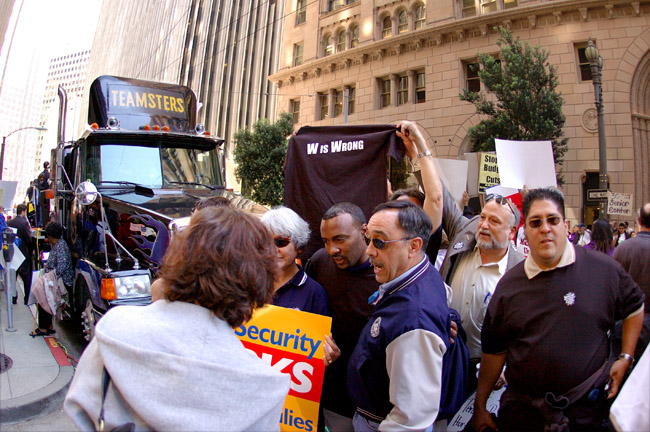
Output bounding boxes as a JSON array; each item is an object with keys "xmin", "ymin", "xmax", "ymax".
[{"xmin": 396, "ymin": 121, "xmax": 442, "ymax": 231}]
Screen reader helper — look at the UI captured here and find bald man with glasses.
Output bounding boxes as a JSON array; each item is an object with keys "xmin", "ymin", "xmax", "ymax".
[
  {"xmin": 397, "ymin": 122, "xmax": 525, "ymax": 391},
  {"xmin": 442, "ymin": 194, "xmax": 524, "ymax": 384}
]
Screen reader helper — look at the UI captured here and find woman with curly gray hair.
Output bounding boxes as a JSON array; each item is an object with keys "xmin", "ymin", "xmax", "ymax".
[{"xmin": 261, "ymin": 206, "xmax": 329, "ymax": 316}]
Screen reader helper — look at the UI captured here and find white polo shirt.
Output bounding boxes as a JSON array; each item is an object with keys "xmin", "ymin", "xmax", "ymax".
[{"xmin": 449, "ymin": 246, "xmax": 509, "ymax": 359}]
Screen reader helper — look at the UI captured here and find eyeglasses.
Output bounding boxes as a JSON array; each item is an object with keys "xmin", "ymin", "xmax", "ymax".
[
  {"xmin": 527, "ymin": 216, "xmax": 562, "ymax": 229},
  {"xmin": 364, "ymin": 235, "xmax": 413, "ymax": 250},
  {"xmin": 273, "ymin": 237, "xmax": 291, "ymax": 248},
  {"xmin": 486, "ymin": 194, "xmax": 519, "ymax": 223}
]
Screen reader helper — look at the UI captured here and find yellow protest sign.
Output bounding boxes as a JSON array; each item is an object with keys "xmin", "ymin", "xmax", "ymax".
[
  {"xmin": 235, "ymin": 305, "xmax": 332, "ymax": 432},
  {"xmin": 478, "ymin": 152, "xmax": 500, "ymax": 193}
]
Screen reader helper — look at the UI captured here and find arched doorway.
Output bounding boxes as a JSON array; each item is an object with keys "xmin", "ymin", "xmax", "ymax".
[{"xmin": 630, "ymin": 50, "xmax": 650, "ymax": 206}]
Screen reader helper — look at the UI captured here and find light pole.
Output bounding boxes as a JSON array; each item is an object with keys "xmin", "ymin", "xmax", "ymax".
[
  {"xmin": 584, "ymin": 39, "xmax": 608, "ymax": 221},
  {"xmin": 0, "ymin": 126, "xmax": 48, "ymax": 180}
]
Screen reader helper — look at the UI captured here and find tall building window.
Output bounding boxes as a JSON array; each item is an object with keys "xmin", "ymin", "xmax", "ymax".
[
  {"xmin": 323, "ymin": 34, "xmax": 334, "ymax": 56},
  {"xmin": 576, "ymin": 46, "xmax": 593, "ymax": 82},
  {"xmin": 398, "ymin": 10, "xmax": 408, "ymax": 34},
  {"xmin": 415, "ymin": 72, "xmax": 426, "ymax": 103},
  {"xmin": 414, "ymin": 5, "xmax": 425, "ymax": 29},
  {"xmin": 382, "ymin": 16, "xmax": 392, "ymax": 39},
  {"xmin": 380, "ymin": 79, "xmax": 391, "ymax": 108},
  {"xmin": 334, "ymin": 90, "xmax": 344, "ymax": 117},
  {"xmin": 319, "ymin": 93, "xmax": 329, "ymax": 120},
  {"xmin": 291, "ymin": 99, "xmax": 301, "ymax": 123},
  {"xmin": 347, "ymin": 87, "xmax": 356, "ymax": 114},
  {"xmin": 462, "ymin": 0, "xmax": 476, "ymax": 17},
  {"xmin": 337, "ymin": 30, "xmax": 346, "ymax": 52},
  {"xmin": 296, "ymin": 0, "xmax": 306, "ymax": 24},
  {"xmin": 481, "ymin": 0, "xmax": 497, "ymax": 14},
  {"xmin": 293, "ymin": 42, "xmax": 304, "ymax": 66},
  {"xmin": 465, "ymin": 62, "xmax": 481, "ymax": 92},
  {"xmin": 328, "ymin": 0, "xmax": 344, "ymax": 12},
  {"xmin": 397, "ymin": 76, "xmax": 408, "ymax": 105},
  {"xmin": 350, "ymin": 25, "xmax": 359, "ymax": 48},
  {"xmin": 463, "ymin": 0, "xmax": 516, "ymax": 16}
]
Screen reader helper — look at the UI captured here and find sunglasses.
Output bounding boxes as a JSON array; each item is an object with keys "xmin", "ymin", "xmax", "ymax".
[
  {"xmin": 527, "ymin": 216, "xmax": 562, "ymax": 229},
  {"xmin": 364, "ymin": 235, "xmax": 413, "ymax": 250},
  {"xmin": 273, "ymin": 237, "xmax": 291, "ymax": 248},
  {"xmin": 486, "ymin": 194, "xmax": 518, "ymax": 219}
]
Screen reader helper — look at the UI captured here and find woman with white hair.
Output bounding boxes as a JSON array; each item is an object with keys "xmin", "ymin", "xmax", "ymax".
[{"xmin": 261, "ymin": 206, "xmax": 329, "ymax": 316}]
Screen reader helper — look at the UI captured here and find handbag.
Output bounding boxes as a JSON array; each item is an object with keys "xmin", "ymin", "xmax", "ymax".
[{"xmin": 98, "ymin": 367, "xmax": 135, "ymax": 432}]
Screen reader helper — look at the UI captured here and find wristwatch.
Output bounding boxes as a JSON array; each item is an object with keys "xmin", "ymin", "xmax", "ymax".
[
  {"xmin": 618, "ymin": 353, "xmax": 634, "ymax": 366},
  {"xmin": 417, "ymin": 150, "xmax": 432, "ymax": 158}
]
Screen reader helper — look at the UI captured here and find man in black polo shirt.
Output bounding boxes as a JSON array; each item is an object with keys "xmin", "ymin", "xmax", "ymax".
[
  {"xmin": 471, "ymin": 188, "xmax": 645, "ymax": 432},
  {"xmin": 305, "ymin": 202, "xmax": 378, "ymax": 431}
]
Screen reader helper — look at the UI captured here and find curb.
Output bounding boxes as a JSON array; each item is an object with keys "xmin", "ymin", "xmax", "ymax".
[{"xmin": 0, "ymin": 365, "xmax": 74, "ymax": 424}]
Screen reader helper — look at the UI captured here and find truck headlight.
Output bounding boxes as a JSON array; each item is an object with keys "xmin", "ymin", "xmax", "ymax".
[{"xmin": 101, "ymin": 274, "xmax": 151, "ymax": 300}]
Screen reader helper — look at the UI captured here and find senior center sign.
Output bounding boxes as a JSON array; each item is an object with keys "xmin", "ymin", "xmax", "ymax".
[
  {"xmin": 235, "ymin": 305, "xmax": 332, "ymax": 432},
  {"xmin": 607, "ymin": 191, "xmax": 634, "ymax": 217}
]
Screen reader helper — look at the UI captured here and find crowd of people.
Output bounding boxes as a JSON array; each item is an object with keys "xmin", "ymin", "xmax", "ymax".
[{"xmin": 57, "ymin": 121, "xmax": 647, "ymax": 431}]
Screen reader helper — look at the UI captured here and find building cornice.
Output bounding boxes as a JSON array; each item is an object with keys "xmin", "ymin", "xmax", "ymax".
[{"xmin": 270, "ymin": 0, "xmax": 645, "ymax": 86}]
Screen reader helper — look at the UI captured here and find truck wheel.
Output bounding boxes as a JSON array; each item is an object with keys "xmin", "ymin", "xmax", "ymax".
[{"xmin": 80, "ymin": 290, "xmax": 97, "ymax": 341}]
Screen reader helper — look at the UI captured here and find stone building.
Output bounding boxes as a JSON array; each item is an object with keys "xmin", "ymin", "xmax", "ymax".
[{"xmin": 270, "ymin": 0, "xmax": 650, "ymax": 225}]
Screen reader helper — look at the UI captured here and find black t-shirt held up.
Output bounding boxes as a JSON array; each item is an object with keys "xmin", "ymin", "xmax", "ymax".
[{"xmin": 283, "ymin": 125, "xmax": 404, "ymax": 259}]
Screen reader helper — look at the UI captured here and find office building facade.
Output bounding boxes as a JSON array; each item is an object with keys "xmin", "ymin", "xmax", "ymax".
[{"xmin": 270, "ymin": 0, "xmax": 650, "ymax": 224}]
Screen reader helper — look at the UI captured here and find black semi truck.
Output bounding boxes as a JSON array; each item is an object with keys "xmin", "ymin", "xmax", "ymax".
[{"xmin": 50, "ymin": 75, "xmax": 266, "ymax": 340}]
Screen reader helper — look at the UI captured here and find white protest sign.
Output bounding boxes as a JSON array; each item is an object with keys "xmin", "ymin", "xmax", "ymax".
[
  {"xmin": 448, "ymin": 387, "xmax": 506, "ymax": 431},
  {"xmin": 607, "ymin": 191, "xmax": 633, "ymax": 217},
  {"xmin": 0, "ymin": 180, "xmax": 18, "ymax": 210},
  {"xmin": 464, "ymin": 153, "xmax": 479, "ymax": 197},
  {"xmin": 434, "ymin": 158, "xmax": 469, "ymax": 209},
  {"xmin": 495, "ymin": 139, "xmax": 557, "ymax": 188}
]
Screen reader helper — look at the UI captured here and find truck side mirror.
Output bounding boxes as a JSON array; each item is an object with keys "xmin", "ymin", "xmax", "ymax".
[{"xmin": 75, "ymin": 181, "xmax": 98, "ymax": 206}]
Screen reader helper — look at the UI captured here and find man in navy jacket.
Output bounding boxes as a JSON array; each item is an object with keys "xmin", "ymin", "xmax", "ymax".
[{"xmin": 348, "ymin": 200, "xmax": 462, "ymax": 431}]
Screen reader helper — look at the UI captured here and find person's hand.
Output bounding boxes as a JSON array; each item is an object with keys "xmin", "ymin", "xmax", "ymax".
[
  {"xmin": 396, "ymin": 121, "xmax": 425, "ymax": 161},
  {"xmin": 450, "ymin": 320, "xmax": 458, "ymax": 344},
  {"xmin": 469, "ymin": 405, "xmax": 498, "ymax": 432},
  {"xmin": 519, "ymin": 185, "xmax": 528, "ymax": 200},
  {"xmin": 494, "ymin": 369, "xmax": 507, "ymax": 390},
  {"xmin": 463, "ymin": 191, "xmax": 470, "ymax": 206},
  {"xmin": 607, "ymin": 358, "xmax": 631, "ymax": 399},
  {"xmin": 323, "ymin": 334, "xmax": 341, "ymax": 366}
]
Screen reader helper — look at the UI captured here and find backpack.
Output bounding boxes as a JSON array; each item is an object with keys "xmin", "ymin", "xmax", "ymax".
[{"xmin": 438, "ymin": 309, "xmax": 470, "ymax": 419}]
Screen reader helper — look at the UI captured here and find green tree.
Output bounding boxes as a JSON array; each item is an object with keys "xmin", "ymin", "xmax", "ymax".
[
  {"xmin": 233, "ymin": 112, "xmax": 294, "ymax": 206},
  {"xmin": 459, "ymin": 27, "xmax": 568, "ymax": 184}
]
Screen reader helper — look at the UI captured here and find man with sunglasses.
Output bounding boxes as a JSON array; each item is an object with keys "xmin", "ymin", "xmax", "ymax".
[
  {"xmin": 471, "ymin": 188, "xmax": 644, "ymax": 432},
  {"xmin": 348, "ymin": 200, "xmax": 458, "ymax": 431}
]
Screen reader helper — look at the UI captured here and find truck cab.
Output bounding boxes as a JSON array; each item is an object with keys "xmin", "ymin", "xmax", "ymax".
[{"xmin": 51, "ymin": 76, "xmax": 266, "ymax": 339}]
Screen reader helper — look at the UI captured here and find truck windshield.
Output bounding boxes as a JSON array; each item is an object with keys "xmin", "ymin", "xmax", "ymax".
[{"xmin": 86, "ymin": 140, "xmax": 222, "ymax": 188}]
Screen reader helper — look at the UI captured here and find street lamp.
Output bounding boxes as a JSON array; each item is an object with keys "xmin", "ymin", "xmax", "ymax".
[
  {"xmin": 0, "ymin": 126, "xmax": 48, "ymax": 180},
  {"xmin": 584, "ymin": 39, "xmax": 608, "ymax": 221}
]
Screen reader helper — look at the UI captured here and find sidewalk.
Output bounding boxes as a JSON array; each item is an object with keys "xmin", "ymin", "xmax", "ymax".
[{"xmin": 0, "ymin": 281, "xmax": 75, "ymax": 425}]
